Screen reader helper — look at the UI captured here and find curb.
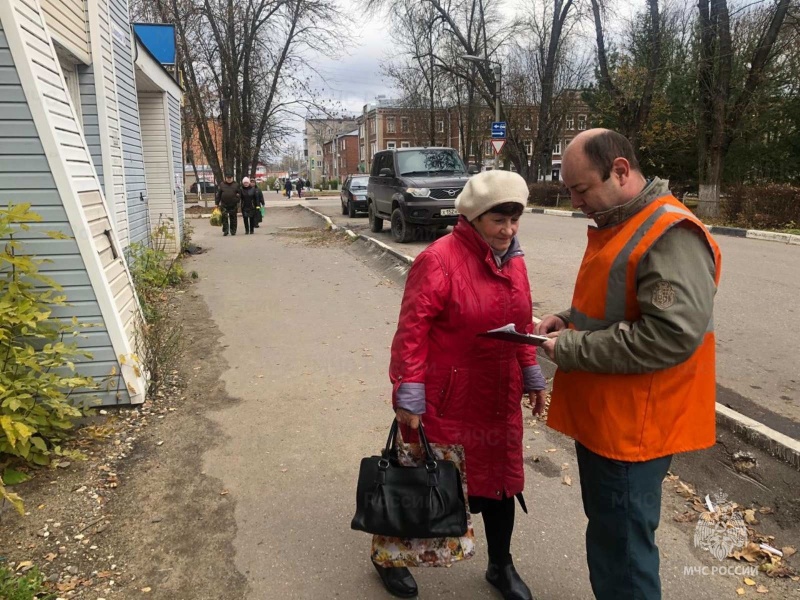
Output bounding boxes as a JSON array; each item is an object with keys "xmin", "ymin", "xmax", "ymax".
[
  {"xmin": 300, "ymin": 204, "xmax": 800, "ymax": 470},
  {"xmin": 530, "ymin": 208, "xmax": 800, "ymax": 245}
]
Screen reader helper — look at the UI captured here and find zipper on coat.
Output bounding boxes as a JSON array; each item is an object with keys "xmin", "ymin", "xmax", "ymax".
[{"xmin": 438, "ymin": 367, "xmax": 458, "ymax": 417}]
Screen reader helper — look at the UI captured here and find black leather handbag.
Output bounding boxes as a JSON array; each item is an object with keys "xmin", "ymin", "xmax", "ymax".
[{"xmin": 351, "ymin": 419, "xmax": 468, "ymax": 538}]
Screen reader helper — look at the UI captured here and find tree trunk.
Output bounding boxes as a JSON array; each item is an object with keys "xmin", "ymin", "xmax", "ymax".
[{"xmin": 697, "ymin": 150, "xmax": 723, "ymax": 218}]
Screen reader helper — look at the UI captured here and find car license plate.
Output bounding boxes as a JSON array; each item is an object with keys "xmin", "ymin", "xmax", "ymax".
[{"xmin": 440, "ymin": 208, "xmax": 458, "ymax": 216}]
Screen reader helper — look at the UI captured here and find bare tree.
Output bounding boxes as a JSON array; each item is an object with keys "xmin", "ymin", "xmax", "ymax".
[
  {"xmin": 589, "ymin": 0, "xmax": 662, "ymax": 146},
  {"xmin": 696, "ymin": 0, "xmax": 792, "ymax": 216}
]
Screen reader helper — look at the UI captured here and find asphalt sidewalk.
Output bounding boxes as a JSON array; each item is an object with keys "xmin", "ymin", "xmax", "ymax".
[{"xmin": 188, "ymin": 208, "xmax": 798, "ymax": 599}]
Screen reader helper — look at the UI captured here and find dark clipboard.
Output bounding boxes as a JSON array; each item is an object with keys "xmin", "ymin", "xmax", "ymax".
[{"xmin": 477, "ymin": 323, "xmax": 550, "ymax": 346}]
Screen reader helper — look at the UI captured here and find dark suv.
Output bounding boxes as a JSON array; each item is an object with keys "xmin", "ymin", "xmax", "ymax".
[{"xmin": 367, "ymin": 148, "xmax": 477, "ymax": 243}]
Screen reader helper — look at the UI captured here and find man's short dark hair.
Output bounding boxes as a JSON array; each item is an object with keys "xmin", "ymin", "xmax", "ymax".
[
  {"xmin": 483, "ymin": 202, "xmax": 524, "ymax": 218},
  {"xmin": 583, "ymin": 131, "xmax": 641, "ymax": 180},
  {"xmin": 224, "ymin": 172, "xmax": 233, "ymax": 179}
]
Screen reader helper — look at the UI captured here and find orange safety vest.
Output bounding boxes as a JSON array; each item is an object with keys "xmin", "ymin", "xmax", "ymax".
[{"xmin": 547, "ymin": 194, "xmax": 722, "ymax": 462}]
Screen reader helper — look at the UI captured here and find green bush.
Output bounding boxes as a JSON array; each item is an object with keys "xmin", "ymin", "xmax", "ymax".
[
  {"xmin": 128, "ymin": 225, "xmax": 184, "ymax": 396},
  {"xmin": 329, "ymin": 180, "xmax": 339, "ymax": 190},
  {"xmin": 722, "ymin": 183, "xmax": 800, "ymax": 230},
  {"xmin": 527, "ymin": 182, "xmax": 564, "ymax": 207},
  {"xmin": 0, "ymin": 565, "xmax": 54, "ymax": 600},
  {"xmin": 1, "ymin": 204, "xmax": 99, "ymax": 514}
]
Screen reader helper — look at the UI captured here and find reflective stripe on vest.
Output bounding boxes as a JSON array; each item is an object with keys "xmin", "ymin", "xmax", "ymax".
[{"xmin": 547, "ymin": 194, "xmax": 723, "ymax": 462}]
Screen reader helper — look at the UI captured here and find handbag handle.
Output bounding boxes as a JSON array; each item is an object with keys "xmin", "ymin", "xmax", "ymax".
[{"xmin": 382, "ymin": 419, "xmax": 438, "ymax": 468}]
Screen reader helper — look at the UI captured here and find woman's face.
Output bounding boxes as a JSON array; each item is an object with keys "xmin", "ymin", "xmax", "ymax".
[{"xmin": 472, "ymin": 212, "xmax": 520, "ymax": 252}]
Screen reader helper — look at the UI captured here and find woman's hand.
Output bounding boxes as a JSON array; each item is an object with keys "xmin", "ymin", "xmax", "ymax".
[
  {"xmin": 395, "ymin": 408, "xmax": 421, "ymax": 429},
  {"xmin": 531, "ymin": 389, "xmax": 548, "ymax": 416}
]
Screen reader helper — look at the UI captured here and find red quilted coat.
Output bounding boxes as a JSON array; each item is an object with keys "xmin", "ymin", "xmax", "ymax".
[{"xmin": 390, "ymin": 218, "xmax": 538, "ymax": 499}]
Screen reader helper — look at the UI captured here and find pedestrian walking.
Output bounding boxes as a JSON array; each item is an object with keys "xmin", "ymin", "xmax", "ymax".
[
  {"xmin": 273, "ymin": 178, "xmax": 281, "ymax": 194},
  {"xmin": 296, "ymin": 178, "xmax": 304, "ymax": 198},
  {"xmin": 284, "ymin": 178, "xmax": 293, "ymax": 199},
  {"xmin": 254, "ymin": 181, "xmax": 265, "ymax": 228},
  {"xmin": 378, "ymin": 170, "xmax": 547, "ymax": 600},
  {"xmin": 239, "ymin": 177, "xmax": 260, "ymax": 234},
  {"xmin": 536, "ymin": 129, "xmax": 722, "ymax": 600},
  {"xmin": 214, "ymin": 172, "xmax": 241, "ymax": 236}
]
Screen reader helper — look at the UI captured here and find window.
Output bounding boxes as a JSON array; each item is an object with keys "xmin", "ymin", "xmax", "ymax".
[
  {"xmin": 578, "ymin": 115, "xmax": 586, "ymax": 130},
  {"xmin": 359, "ymin": 124, "xmax": 365, "ymax": 138},
  {"xmin": 316, "ymin": 148, "xmax": 322, "ymax": 156},
  {"xmin": 437, "ymin": 119, "xmax": 445, "ymax": 133},
  {"xmin": 566, "ymin": 116, "xmax": 574, "ymax": 130},
  {"xmin": 400, "ymin": 141, "xmax": 411, "ymax": 148},
  {"xmin": 395, "ymin": 148, "xmax": 466, "ymax": 176},
  {"xmin": 341, "ymin": 139, "xmax": 346, "ymax": 150},
  {"xmin": 387, "ymin": 117, "xmax": 396, "ymax": 133},
  {"xmin": 524, "ymin": 140, "xmax": 533, "ymax": 155},
  {"xmin": 524, "ymin": 119, "xmax": 532, "ymax": 131},
  {"xmin": 387, "ymin": 141, "xmax": 396, "ymax": 149},
  {"xmin": 372, "ymin": 118, "xmax": 377, "ymax": 135},
  {"xmin": 401, "ymin": 117, "xmax": 409, "ymax": 133},
  {"xmin": 370, "ymin": 142, "xmax": 376, "ymax": 159},
  {"xmin": 484, "ymin": 141, "xmax": 492, "ymax": 156},
  {"xmin": 553, "ymin": 140, "xmax": 562, "ymax": 155},
  {"xmin": 360, "ymin": 144, "xmax": 365, "ymax": 161}
]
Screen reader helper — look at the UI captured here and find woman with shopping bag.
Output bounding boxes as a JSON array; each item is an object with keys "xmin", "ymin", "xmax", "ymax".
[{"xmin": 371, "ymin": 170, "xmax": 547, "ymax": 599}]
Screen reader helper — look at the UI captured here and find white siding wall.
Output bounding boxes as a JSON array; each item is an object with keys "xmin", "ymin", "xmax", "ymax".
[
  {"xmin": 40, "ymin": 0, "xmax": 89, "ymax": 62},
  {"xmin": 0, "ymin": 0, "xmax": 146, "ymax": 404},
  {"xmin": 167, "ymin": 94, "xmax": 183, "ymax": 243},
  {"xmin": 139, "ymin": 92, "xmax": 178, "ymax": 255},
  {"xmin": 86, "ymin": 0, "xmax": 129, "ymax": 248}
]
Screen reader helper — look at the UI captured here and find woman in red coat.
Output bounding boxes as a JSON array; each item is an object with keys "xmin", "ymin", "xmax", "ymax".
[{"xmin": 374, "ymin": 170, "xmax": 547, "ymax": 600}]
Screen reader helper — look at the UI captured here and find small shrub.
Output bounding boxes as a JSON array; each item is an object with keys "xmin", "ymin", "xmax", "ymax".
[
  {"xmin": 1, "ymin": 204, "xmax": 98, "ymax": 514},
  {"xmin": 128, "ymin": 225, "xmax": 185, "ymax": 396},
  {"xmin": 0, "ymin": 565, "xmax": 55, "ymax": 600},
  {"xmin": 180, "ymin": 221, "xmax": 195, "ymax": 255},
  {"xmin": 330, "ymin": 180, "xmax": 339, "ymax": 190},
  {"xmin": 722, "ymin": 183, "xmax": 800, "ymax": 230},
  {"xmin": 528, "ymin": 182, "xmax": 564, "ymax": 207}
]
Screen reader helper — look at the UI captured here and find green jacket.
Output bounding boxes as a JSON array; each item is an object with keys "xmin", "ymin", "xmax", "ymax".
[{"xmin": 554, "ymin": 178, "xmax": 717, "ymax": 374}]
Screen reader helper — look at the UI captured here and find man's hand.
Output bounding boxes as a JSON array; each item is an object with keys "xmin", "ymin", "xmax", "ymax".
[
  {"xmin": 542, "ymin": 333, "xmax": 560, "ymax": 360},
  {"xmin": 531, "ymin": 389, "xmax": 547, "ymax": 416},
  {"xmin": 535, "ymin": 314, "xmax": 566, "ymax": 335},
  {"xmin": 395, "ymin": 408, "xmax": 420, "ymax": 429}
]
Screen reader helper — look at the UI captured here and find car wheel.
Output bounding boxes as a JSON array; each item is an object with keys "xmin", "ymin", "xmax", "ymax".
[
  {"xmin": 369, "ymin": 203, "xmax": 384, "ymax": 232},
  {"xmin": 341, "ymin": 200, "xmax": 347, "ymax": 215},
  {"xmin": 348, "ymin": 199, "xmax": 356, "ymax": 218},
  {"xmin": 391, "ymin": 208, "xmax": 415, "ymax": 243}
]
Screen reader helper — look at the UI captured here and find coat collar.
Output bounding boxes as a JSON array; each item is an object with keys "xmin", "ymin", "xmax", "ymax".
[{"xmin": 452, "ymin": 216, "xmax": 524, "ymax": 268}]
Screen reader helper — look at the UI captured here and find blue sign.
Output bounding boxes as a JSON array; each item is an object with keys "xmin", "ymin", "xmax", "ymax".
[
  {"xmin": 491, "ymin": 122, "xmax": 507, "ymax": 138},
  {"xmin": 133, "ymin": 24, "xmax": 176, "ymax": 65}
]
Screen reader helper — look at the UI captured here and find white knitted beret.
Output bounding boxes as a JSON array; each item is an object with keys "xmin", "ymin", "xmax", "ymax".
[{"xmin": 455, "ymin": 170, "xmax": 529, "ymax": 221}]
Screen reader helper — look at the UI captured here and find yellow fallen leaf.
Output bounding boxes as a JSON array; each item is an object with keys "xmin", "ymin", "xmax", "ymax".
[
  {"xmin": 562, "ymin": 474, "xmax": 572, "ymax": 486},
  {"xmin": 781, "ymin": 546, "xmax": 796, "ymax": 558},
  {"xmin": 744, "ymin": 509, "xmax": 758, "ymax": 525},
  {"xmin": 736, "ymin": 588, "xmax": 745, "ymax": 595},
  {"xmin": 756, "ymin": 585, "xmax": 768, "ymax": 593},
  {"xmin": 744, "ymin": 577, "xmax": 756, "ymax": 586},
  {"xmin": 15, "ymin": 561, "xmax": 33, "ymax": 571}
]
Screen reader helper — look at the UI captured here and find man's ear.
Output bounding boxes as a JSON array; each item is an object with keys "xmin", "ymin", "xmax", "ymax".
[{"xmin": 612, "ymin": 157, "xmax": 631, "ymax": 185}]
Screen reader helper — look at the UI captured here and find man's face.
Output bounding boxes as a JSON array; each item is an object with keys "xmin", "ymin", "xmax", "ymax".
[
  {"xmin": 225, "ymin": 176, "xmax": 233, "ymax": 184},
  {"xmin": 561, "ymin": 147, "xmax": 623, "ymax": 218}
]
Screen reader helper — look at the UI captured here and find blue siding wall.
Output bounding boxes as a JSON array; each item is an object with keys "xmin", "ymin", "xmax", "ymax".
[
  {"xmin": 0, "ymin": 24, "xmax": 130, "ymax": 405},
  {"xmin": 109, "ymin": 0, "xmax": 148, "ymax": 246},
  {"xmin": 167, "ymin": 94, "xmax": 183, "ymax": 241}
]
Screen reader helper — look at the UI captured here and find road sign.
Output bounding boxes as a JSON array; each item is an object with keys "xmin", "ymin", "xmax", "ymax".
[
  {"xmin": 491, "ymin": 139, "xmax": 506, "ymax": 155},
  {"xmin": 491, "ymin": 122, "xmax": 507, "ymax": 138}
]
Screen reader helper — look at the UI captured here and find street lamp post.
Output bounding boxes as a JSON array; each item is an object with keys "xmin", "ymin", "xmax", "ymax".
[{"xmin": 462, "ymin": 55, "xmax": 502, "ymax": 170}]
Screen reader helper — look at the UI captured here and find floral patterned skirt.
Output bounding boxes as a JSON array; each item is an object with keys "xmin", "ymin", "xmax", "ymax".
[{"xmin": 370, "ymin": 431, "xmax": 476, "ymax": 568}]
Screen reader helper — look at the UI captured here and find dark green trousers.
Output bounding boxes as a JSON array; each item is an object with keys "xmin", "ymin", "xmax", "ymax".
[{"xmin": 575, "ymin": 442, "xmax": 672, "ymax": 600}]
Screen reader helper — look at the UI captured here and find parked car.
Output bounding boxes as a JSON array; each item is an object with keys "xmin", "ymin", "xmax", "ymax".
[
  {"xmin": 190, "ymin": 181, "xmax": 216, "ymax": 194},
  {"xmin": 367, "ymin": 147, "xmax": 478, "ymax": 243},
  {"xmin": 341, "ymin": 175, "xmax": 369, "ymax": 217}
]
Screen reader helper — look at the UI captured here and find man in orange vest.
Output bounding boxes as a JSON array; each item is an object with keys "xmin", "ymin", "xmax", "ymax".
[{"xmin": 537, "ymin": 129, "xmax": 722, "ymax": 599}]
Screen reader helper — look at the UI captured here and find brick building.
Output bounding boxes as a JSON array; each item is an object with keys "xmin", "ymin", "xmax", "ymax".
[
  {"xmin": 322, "ymin": 130, "xmax": 359, "ymax": 182},
  {"xmin": 354, "ymin": 92, "xmax": 591, "ymax": 180},
  {"xmin": 304, "ymin": 117, "xmax": 358, "ymax": 186}
]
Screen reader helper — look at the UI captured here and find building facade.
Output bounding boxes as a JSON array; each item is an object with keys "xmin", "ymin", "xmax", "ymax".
[
  {"xmin": 0, "ymin": 0, "xmax": 184, "ymax": 405},
  {"xmin": 303, "ymin": 117, "xmax": 357, "ymax": 186}
]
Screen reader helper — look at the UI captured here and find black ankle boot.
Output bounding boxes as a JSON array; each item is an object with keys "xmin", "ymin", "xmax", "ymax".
[
  {"xmin": 372, "ymin": 562, "xmax": 418, "ymax": 598},
  {"xmin": 486, "ymin": 558, "xmax": 533, "ymax": 600}
]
